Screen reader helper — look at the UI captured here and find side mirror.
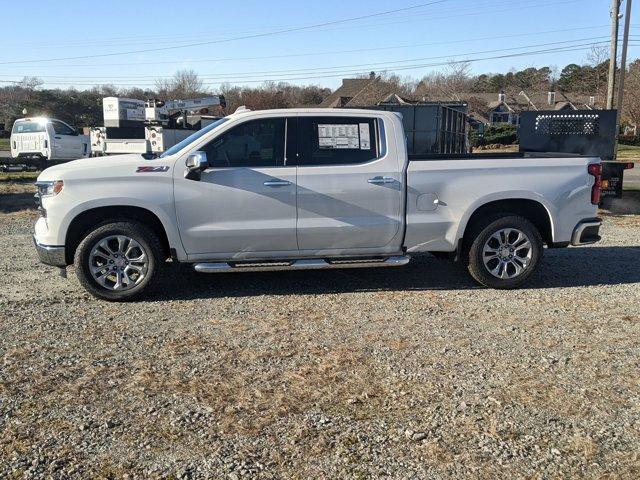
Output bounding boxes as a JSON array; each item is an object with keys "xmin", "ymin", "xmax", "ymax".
[{"xmin": 185, "ymin": 151, "xmax": 209, "ymax": 180}]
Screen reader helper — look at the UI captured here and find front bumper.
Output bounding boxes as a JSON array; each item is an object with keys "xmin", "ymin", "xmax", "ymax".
[
  {"xmin": 571, "ymin": 218, "xmax": 602, "ymax": 246},
  {"xmin": 33, "ymin": 235, "xmax": 67, "ymax": 267}
]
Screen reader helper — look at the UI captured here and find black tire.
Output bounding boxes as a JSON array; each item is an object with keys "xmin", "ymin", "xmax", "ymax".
[
  {"xmin": 74, "ymin": 221, "xmax": 164, "ymax": 301},
  {"xmin": 465, "ymin": 214, "xmax": 543, "ymax": 289}
]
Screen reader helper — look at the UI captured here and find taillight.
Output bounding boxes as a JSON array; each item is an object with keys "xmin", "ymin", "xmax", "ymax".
[
  {"xmin": 624, "ymin": 162, "xmax": 635, "ymax": 170},
  {"xmin": 588, "ymin": 163, "xmax": 602, "ymax": 205}
]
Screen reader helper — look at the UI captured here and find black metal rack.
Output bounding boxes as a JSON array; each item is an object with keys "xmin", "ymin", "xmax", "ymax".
[{"xmin": 518, "ymin": 110, "xmax": 617, "ymax": 160}]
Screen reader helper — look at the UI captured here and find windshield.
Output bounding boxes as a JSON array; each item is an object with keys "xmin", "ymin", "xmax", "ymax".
[
  {"xmin": 12, "ymin": 121, "xmax": 46, "ymax": 134},
  {"xmin": 160, "ymin": 117, "xmax": 228, "ymax": 157}
]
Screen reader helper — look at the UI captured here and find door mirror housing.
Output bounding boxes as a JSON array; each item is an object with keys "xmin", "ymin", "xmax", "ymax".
[{"xmin": 185, "ymin": 151, "xmax": 209, "ymax": 180}]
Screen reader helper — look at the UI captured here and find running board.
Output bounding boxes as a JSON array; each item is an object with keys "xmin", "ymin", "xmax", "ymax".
[{"xmin": 193, "ymin": 255, "xmax": 410, "ymax": 273}]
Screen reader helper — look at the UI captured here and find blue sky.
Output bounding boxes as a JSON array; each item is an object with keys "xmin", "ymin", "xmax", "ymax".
[{"xmin": 1, "ymin": 0, "xmax": 638, "ymax": 91}]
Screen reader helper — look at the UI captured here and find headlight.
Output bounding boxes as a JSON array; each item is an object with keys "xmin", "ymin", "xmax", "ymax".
[{"xmin": 36, "ymin": 180, "xmax": 64, "ymax": 197}]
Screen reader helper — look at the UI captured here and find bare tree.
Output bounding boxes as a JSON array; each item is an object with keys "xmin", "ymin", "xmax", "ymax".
[
  {"xmin": 155, "ymin": 70, "xmax": 208, "ymax": 99},
  {"xmin": 416, "ymin": 60, "xmax": 473, "ymax": 101},
  {"xmin": 17, "ymin": 76, "xmax": 44, "ymax": 90},
  {"xmin": 0, "ymin": 77, "xmax": 44, "ymax": 125},
  {"xmin": 622, "ymin": 59, "xmax": 640, "ymax": 129},
  {"xmin": 443, "ymin": 60, "xmax": 472, "ymax": 99},
  {"xmin": 586, "ymin": 44, "xmax": 609, "ymax": 99}
]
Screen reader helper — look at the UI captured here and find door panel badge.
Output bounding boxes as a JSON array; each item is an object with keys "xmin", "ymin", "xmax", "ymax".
[{"xmin": 136, "ymin": 166, "xmax": 170, "ymax": 173}]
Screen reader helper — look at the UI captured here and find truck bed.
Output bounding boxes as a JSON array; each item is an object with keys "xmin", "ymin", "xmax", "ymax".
[{"xmin": 403, "ymin": 154, "xmax": 598, "ymax": 252}]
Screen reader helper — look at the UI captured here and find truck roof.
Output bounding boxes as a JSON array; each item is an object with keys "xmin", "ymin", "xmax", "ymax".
[
  {"xmin": 14, "ymin": 117, "xmax": 61, "ymax": 123},
  {"xmin": 228, "ymin": 107, "xmax": 400, "ymax": 118}
]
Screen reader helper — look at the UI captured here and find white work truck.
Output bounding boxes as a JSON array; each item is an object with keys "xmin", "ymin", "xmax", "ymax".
[
  {"xmin": 10, "ymin": 117, "xmax": 89, "ymax": 167},
  {"xmin": 90, "ymin": 96, "xmax": 225, "ymax": 155},
  {"xmin": 33, "ymin": 107, "xmax": 602, "ymax": 300}
]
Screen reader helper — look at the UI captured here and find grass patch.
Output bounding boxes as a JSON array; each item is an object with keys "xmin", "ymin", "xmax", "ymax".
[
  {"xmin": 617, "ymin": 144, "xmax": 640, "ymax": 161},
  {"xmin": 0, "ymin": 171, "xmax": 39, "ymax": 182},
  {"xmin": 0, "ymin": 138, "xmax": 9, "ymax": 150}
]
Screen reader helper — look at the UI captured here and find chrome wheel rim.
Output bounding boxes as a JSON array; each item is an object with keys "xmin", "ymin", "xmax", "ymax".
[
  {"xmin": 88, "ymin": 235, "xmax": 149, "ymax": 291},
  {"xmin": 482, "ymin": 228, "xmax": 533, "ymax": 279}
]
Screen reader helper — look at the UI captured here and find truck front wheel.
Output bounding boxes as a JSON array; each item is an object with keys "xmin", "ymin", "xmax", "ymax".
[
  {"xmin": 74, "ymin": 221, "xmax": 164, "ymax": 301},
  {"xmin": 466, "ymin": 215, "xmax": 543, "ymax": 289}
]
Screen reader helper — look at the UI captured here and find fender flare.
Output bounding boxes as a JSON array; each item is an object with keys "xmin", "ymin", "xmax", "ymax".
[
  {"xmin": 60, "ymin": 198, "xmax": 186, "ymax": 259},
  {"xmin": 453, "ymin": 190, "xmax": 556, "ymax": 245}
]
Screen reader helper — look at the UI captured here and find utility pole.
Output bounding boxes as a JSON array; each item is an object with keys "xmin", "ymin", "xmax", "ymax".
[
  {"xmin": 616, "ymin": 0, "xmax": 632, "ymax": 120},
  {"xmin": 606, "ymin": 0, "xmax": 621, "ymax": 110}
]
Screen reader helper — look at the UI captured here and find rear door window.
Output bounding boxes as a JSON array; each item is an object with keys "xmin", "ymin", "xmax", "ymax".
[
  {"xmin": 12, "ymin": 121, "xmax": 46, "ymax": 134},
  {"xmin": 298, "ymin": 116, "xmax": 379, "ymax": 166}
]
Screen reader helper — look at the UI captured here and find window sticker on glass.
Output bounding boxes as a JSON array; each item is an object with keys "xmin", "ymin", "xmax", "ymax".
[
  {"xmin": 318, "ymin": 124, "xmax": 360, "ymax": 149},
  {"xmin": 359, "ymin": 123, "xmax": 371, "ymax": 150}
]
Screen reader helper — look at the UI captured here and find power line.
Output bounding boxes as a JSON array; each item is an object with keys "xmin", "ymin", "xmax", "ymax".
[
  {"xmin": 0, "ymin": 0, "xmax": 450, "ymax": 65},
  {"xmin": 1, "ymin": 36, "xmax": 630, "ymax": 81},
  {"xmin": 11, "ymin": 42, "xmax": 638, "ymax": 87},
  {"xmin": 0, "ymin": 0, "xmax": 560, "ymax": 51},
  {"xmin": 0, "ymin": 0, "xmax": 593, "ymax": 67},
  {"xmin": 0, "ymin": 0, "xmax": 477, "ymax": 50},
  {"xmin": 1, "ymin": 25, "xmax": 631, "ymax": 70}
]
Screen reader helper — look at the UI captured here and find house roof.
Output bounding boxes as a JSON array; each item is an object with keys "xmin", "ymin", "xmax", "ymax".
[
  {"xmin": 320, "ymin": 77, "xmax": 604, "ymax": 124},
  {"xmin": 319, "ymin": 76, "xmax": 414, "ymax": 108},
  {"xmin": 378, "ymin": 93, "xmax": 412, "ymax": 105},
  {"xmin": 469, "ymin": 112, "xmax": 490, "ymax": 124},
  {"xmin": 318, "ymin": 78, "xmax": 374, "ymax": 107},
  {"xmin": 345, "ymin": 78, "xmax": 399, "ymax": 107}
]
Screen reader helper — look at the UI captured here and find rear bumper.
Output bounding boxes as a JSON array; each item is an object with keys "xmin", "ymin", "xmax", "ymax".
[
  {"xmin": 571, "ymin": 218, "xmax": 602, "ymax": 246},
  {"xmin": 33, "ymin": 235, "xmax": 67, "ymax": 267}
]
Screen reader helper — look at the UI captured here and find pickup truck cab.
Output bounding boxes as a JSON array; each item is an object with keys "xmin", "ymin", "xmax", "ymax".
[
  {"xmin": 11, "ymin": 117, "xmax": 89, "ymax": 167},
  {"xmin": 33, "ymin": 107, "xmax": 602, "ymax": 300}
]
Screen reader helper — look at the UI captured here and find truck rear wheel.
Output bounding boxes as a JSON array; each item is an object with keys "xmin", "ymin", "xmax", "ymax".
[
  {"xmin": 466, "ymin": 215, "xmax": 543, "ymax": 289},
  {"xmin": 74, "ymin": 221, "xmax": 163, "ymax": 301}
]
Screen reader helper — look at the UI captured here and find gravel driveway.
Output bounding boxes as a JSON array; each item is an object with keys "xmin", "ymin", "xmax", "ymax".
[{"xmin": 1, "ymin": 187, "xmax": 639, "ymax": 479}]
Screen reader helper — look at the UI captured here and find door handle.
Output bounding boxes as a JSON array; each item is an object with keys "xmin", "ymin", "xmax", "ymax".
[
  {"xmin": 54, "ymin": 136, "xmax": 62, "ymax": 140},
  {"xmin": 263, "ymin": 180, "xmax": 291, "ymax": 187},
  {"xmin": 368, "ymin": 176, "xmax": 396, "ymax": 184}
]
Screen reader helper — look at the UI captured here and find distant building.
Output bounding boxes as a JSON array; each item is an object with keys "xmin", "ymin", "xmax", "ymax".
[
  {"xmin": 321, "ymin": 76, "xmax": 602, "ymax": 129},
  {"xmin": 319, "ymin": 73, "xmax": 400, "ymax": 108},
  {"xmin": 442, "ymin": 90, "xmax": 602, "ymax": 127}
]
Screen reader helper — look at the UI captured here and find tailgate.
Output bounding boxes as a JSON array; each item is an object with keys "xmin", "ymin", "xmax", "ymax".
[{"xmin": 12, "ymin": 133, "xmax": 46, "ymax": 154}]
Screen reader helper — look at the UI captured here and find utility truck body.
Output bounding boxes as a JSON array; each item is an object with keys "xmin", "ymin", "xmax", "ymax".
[{"xmin": 91, "ymin": 96, "xmax": 225, "ymax": 155}]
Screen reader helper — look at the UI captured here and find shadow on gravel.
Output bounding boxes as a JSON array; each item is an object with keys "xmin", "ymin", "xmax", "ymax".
[
  {"xmin": 148, "ymin": 246, "xmax": 640, "ymax": 301},
  {"xmin": 0, "ymin": 193, "xmax": 35, "ymax": 213},
  {"xmin": 600, "ymin": 190, "xmax": 640, "ymax": 215}
]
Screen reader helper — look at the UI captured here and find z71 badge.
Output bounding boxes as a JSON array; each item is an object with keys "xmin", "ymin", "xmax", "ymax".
[{"xmin": 136, "ymin": 166, "xmax": 170, "ymax": 173}]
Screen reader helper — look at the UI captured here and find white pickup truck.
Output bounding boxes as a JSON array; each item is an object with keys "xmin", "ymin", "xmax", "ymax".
[
  {"xmin": 33, "ymin": 107, "xmax": 602, "ymax": 300},
  {"xmin": 11, "ymin": 117, "xmax": 89, "ymax": 167}
]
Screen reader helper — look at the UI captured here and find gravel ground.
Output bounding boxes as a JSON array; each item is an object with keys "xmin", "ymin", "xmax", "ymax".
[{"xmin": 0, "ymin": 183, "xmax": 639, "ymax": 479}]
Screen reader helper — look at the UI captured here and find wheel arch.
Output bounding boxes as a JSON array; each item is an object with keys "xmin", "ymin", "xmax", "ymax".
[
  {"xmin": 458, "ymin": 196, "xmax": 554, "ymax": 249},
  {"xmin": 64, "ymin": 205, "xmax": 171, "ymax": 264}
]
